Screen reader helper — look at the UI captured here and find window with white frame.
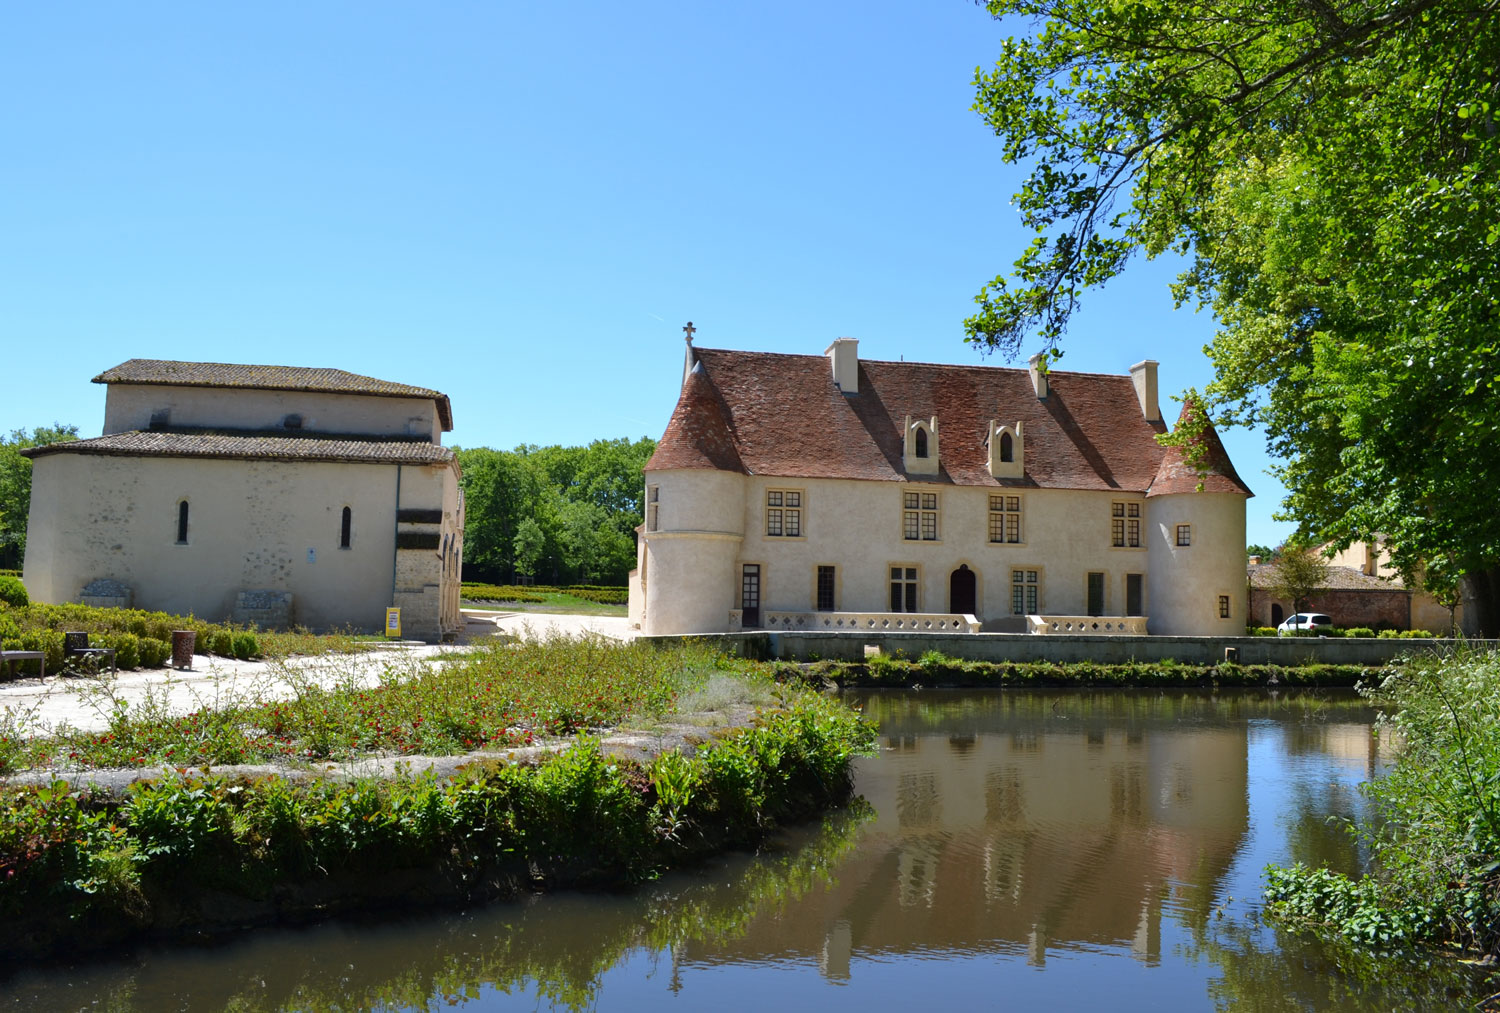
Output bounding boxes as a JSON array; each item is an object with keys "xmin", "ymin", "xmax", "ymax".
[
  {"xmin": 1011, "ymin": 568, "xmax": 1039, "ymax": 615},
  {"xmin": 766, "ymin": 489, "xmax": 802, "ymax": 537},
  {"xmin": 989, "ymin": 495, "xmax": 1022, "ymax": 543},
  {"xmin": 903, "ymin": 491, "xmax": 939, "ymax": 541},
  {"xmin": 890, "ymin": 565, "xmax": 919, "ymax": 612},
  {"xmin": 1111, "ymin": 501, "xmax": 1141, "ymax": 547}
]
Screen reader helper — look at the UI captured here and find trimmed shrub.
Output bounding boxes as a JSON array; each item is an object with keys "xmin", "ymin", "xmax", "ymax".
[
  {"xmin": 0, "ymin": 576, "xmax": 28, "ymax": 608},
  {"xmin": 231, "ymin": 633, "xmax": 260, "ymax": 660},
  {"xmin": 138, "ymin": 637, "xmax": 171, "ymax": 669},
  {"xmin": 106, "ymin": 633, "xmax": 141, "ymax": 671},
  {"xmin": 209, "ymin": 631, "xmax": 234, "ymax": 657},
  {"xmin": 1343, "ymin": 627, "xmax": 1376, "ymax": 639}
]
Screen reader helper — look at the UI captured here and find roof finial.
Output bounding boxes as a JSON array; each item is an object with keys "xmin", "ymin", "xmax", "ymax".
[{"xmin": 683, "ymin": 321, "xmax": 696, "ymax": 346}]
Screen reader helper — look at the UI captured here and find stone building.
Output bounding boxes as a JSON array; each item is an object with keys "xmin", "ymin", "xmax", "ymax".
[
  {"xmin": 1248, "ymin": 541, "xmax": 1462, "ymax": 633},
  {"xmin": 629, "ymin": 336, "xmax": 1252, "ymax": 637},
  {"xmin": 22, "ymin": 359, "xmax": 463, "ymax": 642}
]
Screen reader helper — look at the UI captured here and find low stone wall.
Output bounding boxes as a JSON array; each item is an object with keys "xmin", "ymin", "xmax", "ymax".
[
  {"xmin": 232, "ymin": 590, "xmax": 293, "ymax": 630},
  {"xmin": 643, "ymin": 631, "xmax": 1498, "ymax": 666}
]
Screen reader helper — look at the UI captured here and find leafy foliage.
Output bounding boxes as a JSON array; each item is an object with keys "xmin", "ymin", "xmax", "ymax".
[
  {"xmin": 1265, "ymin": 650, "xmax": 1500, "ymax": 957},
  {"xmin": 457, "ymin": 437, "xmax": 654, "ymax": 586},
  {"xmin": 0, "ymin": 425, "xmax": 78, "ymax": 568},
  {"xmin": 1267, "ymin": 543, "xmax": 1332, "ymax": 615},
  {"xmin": 969, "ymin": 1, "xmax": 1500, "ymax": 633}
]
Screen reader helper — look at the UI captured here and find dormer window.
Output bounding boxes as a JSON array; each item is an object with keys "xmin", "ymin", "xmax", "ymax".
[
  {"xmin": 986, "ymin": 421, "xmax": 1024, "ymax": 479},
  {"xmin": 903, "ymin": 415, "xmax": 940, "ymax": 476}
]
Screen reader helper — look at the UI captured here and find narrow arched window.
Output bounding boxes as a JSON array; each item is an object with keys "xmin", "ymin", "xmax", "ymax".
[
  {"xmin": 176, "ymin": 500, "xmax": 189, "ymax": 544},
  {"xmin": 999, "ymin": 431, "xmax": 1014, "ymax": 463},
  {"xmin": 340, "ymin": 506, "xmax": 352, "ymax": 549},
  {"xmin": 914, "ymin": 428, "xmax": 929, "ymax": 458}
]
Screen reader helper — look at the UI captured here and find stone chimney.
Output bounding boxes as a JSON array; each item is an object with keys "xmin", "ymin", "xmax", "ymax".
[
  {"xmin": 1027, "ymin": 353, "xmax": 1048, "ymax": 398},
  {"xmin": 1129, "ymin": 360, "xmax": 1161, "ymax": 422},
  {"xmin": 1248, "ymin": 555, "xmax": 1262, "ymax": 566},
  {"xmin": 826, "ymin": 337, "xmax": 859, "ymax": 394}
]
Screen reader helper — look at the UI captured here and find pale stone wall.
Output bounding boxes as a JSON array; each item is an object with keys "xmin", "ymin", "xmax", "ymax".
[
  {"xmin": 1145, "ymin": 492, "xmax": 1247, "ymax": 636},
  {"xmin": 634, "ymin": 470, "xmax": 1248, "ymax": 637},
  {"xmin": 103, "ymin": 384, "xmax": 440, "ymax": 439},
  {"xmin": 389, "ymin": 461, "xmax": 464, "ymax": 642},
  {"xmin": 22, "ymin": 453, "xmax": 465, "ymax": 637}
]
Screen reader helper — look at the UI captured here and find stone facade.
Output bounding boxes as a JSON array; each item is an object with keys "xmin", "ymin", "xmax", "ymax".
[
  {"xmin": 632, "ymin": 338, "xmax": 1252, "ymax": 638},
  {"xmin": 1248, "ymin": 554, "xmax": 1459, "ymax": 634},
  {"xmin": 22, "ymin": 360, "xmax": 464, "ymax": 642}
]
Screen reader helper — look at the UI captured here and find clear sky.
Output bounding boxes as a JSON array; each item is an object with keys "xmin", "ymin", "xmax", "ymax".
[{"xmin": 2, "ymin": 1, "xmax": 1293, "ymax": 548}]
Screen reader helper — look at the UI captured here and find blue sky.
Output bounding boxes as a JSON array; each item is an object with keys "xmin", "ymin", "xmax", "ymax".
[{"xmin": 2, "ymin": 1, "xmax": 1293, "ymax": 548}]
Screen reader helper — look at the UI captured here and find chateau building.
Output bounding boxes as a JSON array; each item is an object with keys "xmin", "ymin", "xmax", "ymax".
[
  {"xmin": 629, "ymin": 336, "xmax": 1251, "ymax": 637},
  {"xmin": 22, "ymin": 359, "xmax": 464, "ymax": 642}
]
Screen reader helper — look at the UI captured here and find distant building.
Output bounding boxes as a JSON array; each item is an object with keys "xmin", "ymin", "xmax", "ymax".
[
  {"xmin": 630, "ymin": 335, "xmax": 1252, "ymax": 637},
  {"xmin": 22, "ymin": 359, "xmax": 463, "ymax": 641},
  {"xmin": 1248, "ymin": 540, "xmax": 1462, "ymax": 633}
]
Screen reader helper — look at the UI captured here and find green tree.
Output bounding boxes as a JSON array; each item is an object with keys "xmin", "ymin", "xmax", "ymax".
[
  {"xmin": 513, "ymin": 517, "xmax": 545, "ymax": 580},
  {"xmin": 1268, "ymin": 544, "xmax": 1331, "ymax": 617},
  {"xmin": 0, "ymin": 424, "xmax": 79, "ymax": 568},
  {"xmin": 1246, "ymin": 544, "xmax": 1274, "ymax": 561},
  {"xmin": 968, "ymin": 1, "xmax": 1500, "ymax": 635}
]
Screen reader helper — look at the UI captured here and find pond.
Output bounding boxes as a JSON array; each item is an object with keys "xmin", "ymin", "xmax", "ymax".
[{"xmin": 2, "ymin": 689, "xmax": 1489, "ymax": 1011}]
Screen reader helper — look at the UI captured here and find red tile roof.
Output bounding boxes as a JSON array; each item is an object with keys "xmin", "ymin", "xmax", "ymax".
[
  {"xmin": 645, "ymin": 347, "xmax": 1252, "ymax": 496},
  {"xmin": 93, "ymin": 359, "xmax": 454, "ymax": 431},
  {"xmin": 1146, "ymin": 402, "xmax": 1255, "ymax": 498}
]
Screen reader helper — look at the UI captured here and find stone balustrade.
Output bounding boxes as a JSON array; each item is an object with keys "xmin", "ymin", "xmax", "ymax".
[
  {"xmin": 729, "ymin": 609, "xmax": 980, "ymax": 634},
  {"xmin": 1027, "ymin": 615, "xmax": 1149, "ymax": 635}
]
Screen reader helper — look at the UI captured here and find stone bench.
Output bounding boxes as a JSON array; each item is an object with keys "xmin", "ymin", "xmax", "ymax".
[{"xmin": 0, "ymin": 650, "xmax": 44, "ymax": 680}]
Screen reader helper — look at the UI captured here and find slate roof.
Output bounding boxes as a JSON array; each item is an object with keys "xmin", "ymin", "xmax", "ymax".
[
  {"xmin": 1248, "ymin": 563, "xmax": 1408, "ymax": 592},
  {"xmin": 645, "ymin": 347, "xmax": 1253, "ymax": 496},
  {"xmin": 21, "ymin": 430, "xmax": 455, "ymax": 467},
  {"xmin": 93, "ymin": 359, "xmax": 454, "ymax": 431}
]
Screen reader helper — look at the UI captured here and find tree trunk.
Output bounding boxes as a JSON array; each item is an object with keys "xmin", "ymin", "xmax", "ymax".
[{"xmin": 1460, "ymin": 566, "xmax": 1500, "ymax": 639}]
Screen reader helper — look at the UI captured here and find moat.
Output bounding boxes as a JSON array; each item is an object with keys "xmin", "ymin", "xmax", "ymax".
[{"xmin": 2, "ymin": 689, "xmax": 1486, "ymax": 1011}]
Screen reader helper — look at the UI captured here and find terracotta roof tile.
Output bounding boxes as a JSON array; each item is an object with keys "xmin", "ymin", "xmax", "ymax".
[
  {"xmin": 1146, "ymin": 402, "xmax": 1254, "ymax": 497},
  {"xmin": 646, "ymin": 347, "xmax": 1247, "ymax": 495},
  {"xmin": 92, "ymin": 359, "xmax": 454, "ymax": 431},
  {"xmin": 646, "ymin": 362, "xmax": 745, "ymax": 472},
  {"xmin": 21, "ymin": 429, "xmax": 455, "ymax": 466}
]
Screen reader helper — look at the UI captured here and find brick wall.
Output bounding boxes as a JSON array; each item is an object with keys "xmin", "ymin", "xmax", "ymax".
[{"xmin": 1250, "ymin": 588, "xmax": 1410, "ymax": 629}]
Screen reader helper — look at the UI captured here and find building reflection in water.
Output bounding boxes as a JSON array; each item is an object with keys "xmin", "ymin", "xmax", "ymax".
[{"xmin": 681, "ymin": 691, "xmax": 1263, "ymax": 976}]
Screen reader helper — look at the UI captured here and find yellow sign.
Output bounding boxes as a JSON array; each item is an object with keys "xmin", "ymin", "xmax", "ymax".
[{"xmin": 384, "ymin": 607, "xmax": 401, "ymax": 639}]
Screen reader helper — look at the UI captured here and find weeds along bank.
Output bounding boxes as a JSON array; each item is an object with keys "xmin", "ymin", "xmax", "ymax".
[
  {"xmin": 790, "ymin": 652, "xmax": 1379, "ymax": 689},
  {"xmin": 0, "ymin": 639, "xmax": 876, "ymax": 960},
  {"xmin": 1265, "ymin": 649, "xmax": 1500, "ymax": 961}
]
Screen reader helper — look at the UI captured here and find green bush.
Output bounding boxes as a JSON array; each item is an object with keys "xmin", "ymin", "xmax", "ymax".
[
  {"xmin": 209, "ymin": 631, "xmax": 234, "ymax": 657},
  {"xmin": 138, "ymin": 637, "xmax": 171, "ymax": 669},
  {"xmin": 0, "ymin": 576, "xmax": 28, "ymax": 608},
  {"xmin": 1343, "ymin": 627, "xmax": 1376, "ymax": 639},
  {"xmin": 106, "ymin": 633, "xmax": 141, "ymax": 671},
  {"xmin": 1265, "ymin": 649, "xmax": 1500, "ymax": 956},
  {"xmin": 231, "ymin": 632, "xmax": 260, "ymax": 660}
]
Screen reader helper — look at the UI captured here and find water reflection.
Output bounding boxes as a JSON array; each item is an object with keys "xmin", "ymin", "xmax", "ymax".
[{"xmin": 3, "ymin": 689, "xmax": 1487, "ymax": 1013}]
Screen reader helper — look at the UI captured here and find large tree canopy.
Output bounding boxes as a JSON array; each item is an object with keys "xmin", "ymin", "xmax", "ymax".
[{"xmin": 968, "ymin": 0, "xmax": 1500, "ymax": 633}]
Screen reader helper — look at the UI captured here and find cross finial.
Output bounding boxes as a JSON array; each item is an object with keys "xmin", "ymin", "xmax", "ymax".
[{"xmin": 682, "ymin": 321, "xmax": 696, "ymax": 345}]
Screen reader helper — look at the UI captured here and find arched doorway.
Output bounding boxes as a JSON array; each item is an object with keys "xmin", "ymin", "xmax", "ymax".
[
  {"xmin": 1271, "ymin": 603, "xmax": 1284, "ymax": 626},
  {"xmin": 949, "ymin": 564, "xmax": 977, "ymax": 615}
]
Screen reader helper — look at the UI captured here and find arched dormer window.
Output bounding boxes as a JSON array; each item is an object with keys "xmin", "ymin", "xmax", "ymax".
[
  {"xmin": 903, "ymin": 415, "xmax": 941, "ymax": 476},
  {"xmin": 340, "ymin": 506, "xmax": 352, "ymax": 549},
  {"xmin": 987, "ymin": 421, "xmax": 1024, "ymax": 479}
]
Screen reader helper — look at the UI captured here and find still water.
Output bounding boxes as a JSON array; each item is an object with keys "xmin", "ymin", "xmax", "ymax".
[{"xmin": 3, "ymin": 690, "xmax": 1488, "ymax": 1011}]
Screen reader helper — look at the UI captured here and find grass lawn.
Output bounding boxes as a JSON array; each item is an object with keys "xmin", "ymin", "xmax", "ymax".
[{"xmin": 460, "ymin": 590, "xmax": 627, "ymax": 616}]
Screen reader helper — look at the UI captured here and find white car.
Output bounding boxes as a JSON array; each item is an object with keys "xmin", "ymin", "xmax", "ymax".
[{"xmin": 1278, "ymin": 613, "xmax": 1334, "ymax": 635}]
